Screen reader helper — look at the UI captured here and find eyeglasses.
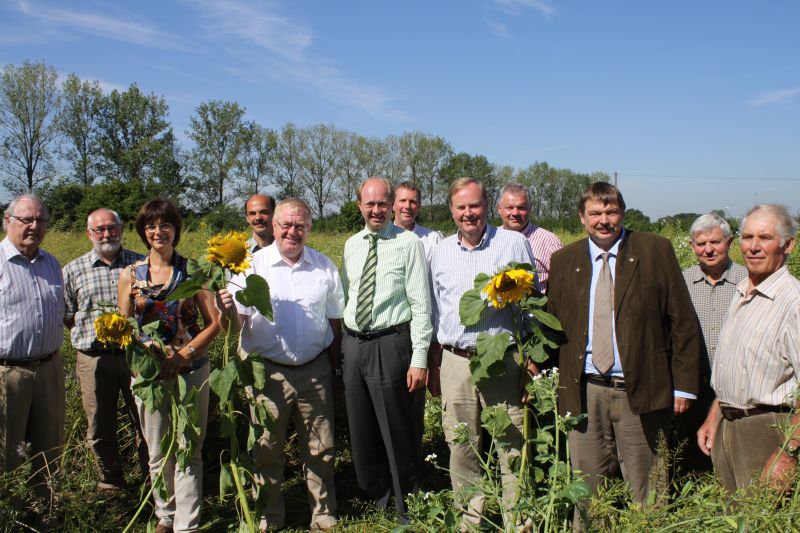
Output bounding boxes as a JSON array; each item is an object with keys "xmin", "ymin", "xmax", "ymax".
[
  {"xmin": 144, "ymin": 223, "xmax": 174, "ymax": 233},
  {"xmin": 8, "ymin": 215, "xmax": 48, "ymax": 226},
  {"xmin": 275, "ymin": 219, "xmax": 307, "ymax": 233},
  {"xmin": 89, "ymin": 224, "xmax": 122, "ymax": 235}
]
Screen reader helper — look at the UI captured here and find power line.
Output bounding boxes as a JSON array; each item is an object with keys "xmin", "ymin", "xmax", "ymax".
[{"xmin": 619, "ymin": 173, "xmax": 800, "ymax": 182}]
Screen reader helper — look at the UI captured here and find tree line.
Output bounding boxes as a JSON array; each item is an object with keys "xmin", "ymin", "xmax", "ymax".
[{"xmin": 1, "ymin": 60, "xmax": 610, "ymax": 229}]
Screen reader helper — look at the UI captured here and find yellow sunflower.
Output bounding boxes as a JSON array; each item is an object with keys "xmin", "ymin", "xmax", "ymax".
[
  {"xmin": 94, "ymin": 312, "xmax": 134, "ymax": 348},
  {"xmin": 482, "ymin": 268, "xmax": 535, "ymax": 309},
  {"xmin": 207, "ymin": 231, "xmax": 251, "ymax": 273}
]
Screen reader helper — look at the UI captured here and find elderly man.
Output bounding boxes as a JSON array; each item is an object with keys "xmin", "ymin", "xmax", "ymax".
[
  {"xmin": 63, "ymin": 208, "xmax": 148, "ymax": 491},
  {"xmin": 547, "ymin": 182, "xmax": 700, "ymax": 521},
  {"xmin": 341, "ymin": 177, "xmax": 432, "ymax": 519},
  {"xmin": 245, "ymin": 193, "xmax": 276, "ymax": 253},
  {"xmin": 497, "ymin": 183, "xmax": 563, "ymax": 293},
  {"xmin": 222, "ymin": 198, "xmax": 344, "ymax": 531},
  {"xmin": 679, "ymin": 213, "xmax": 747, "ymax": 471},
  {"xmin": 698, "ymin": 204, "xmax": 800, "ymax": 492},
  {"xmin": 0, "ymin": 194, "xmax": 65, "ymax": 520},
  {"xmin": 393, "ymin": 181, "xmax": 443, "ymax": 261},
  {"xmin": 429, "ymin": 177, "xmax": 535, "ymax": 529}
]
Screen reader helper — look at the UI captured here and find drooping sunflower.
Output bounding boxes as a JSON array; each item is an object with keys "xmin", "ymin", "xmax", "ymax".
[
  {"xmin": 94, "ymin": 312, "xmax": 134, "ymax": 348},
  {"xmin": 482, "ymin": 268, "xmax": 535, "ymax": 309},
  {"xmin": 207, "ymin": 231, "xmax": 251, "ymax": 273}
]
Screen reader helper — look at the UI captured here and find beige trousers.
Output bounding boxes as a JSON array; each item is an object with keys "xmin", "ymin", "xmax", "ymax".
[
  {"xmin": 249, "ymin": 354, "xmax": 337, "ymax": 531},
  {"xmin": 440, "ymin": 348, "xmax": 525, "ymax": 529}
]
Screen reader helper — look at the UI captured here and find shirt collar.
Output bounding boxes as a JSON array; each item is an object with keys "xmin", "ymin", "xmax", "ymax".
[
  {"xmin": 265, "ymin": 241, "xmax": 308, "ymax": 267},
  {"xmin": 89, "ymin": 247, "xmax": 125, "ymax": 266},
  {"xmin": 690, "ymin": 260, "xmax": 736, "ymax": 284},
  {"xmin": 521, "ymin": 222, "xmax": 539, "ymax": 238},
  {"xmin": 587, "ymin": 229, "xmax": 625, "ymax": 261},
  {"xmin": 365, "ymin": 222, "xmax": 396, "ymax": 241},
  {"xmin": 737, "ymin": 265, "xmax": 789, "ymax": 300},
  {"xmin": 457, "ymin": 224, "xmax": 494, "ymax": 251},
  {"xmin": 0, "ymin": 237, "xmax": 42, "ymax": 262}
]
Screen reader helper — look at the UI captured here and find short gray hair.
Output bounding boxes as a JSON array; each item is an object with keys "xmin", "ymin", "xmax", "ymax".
[
  {"xmin": 87, "ymin": 208, "xmax": 122, "ymax": 229},
  {"xmin": 3, "ymin": 194, "xmax": 47, "ymax": 232},
  {"xmin": 742, "ymin": 204, "xmax": 799, "ymax": 245},
  {"xmin": 275, "ymin": 197, "xmax": 313, "ymax": 227},
  {"xmin": 689, "ymin": 213, "xmax": 732, "ymax": 241},
  {"xmin": 498, "ymin": 184, "xmax": 530, "ymax": 207}
]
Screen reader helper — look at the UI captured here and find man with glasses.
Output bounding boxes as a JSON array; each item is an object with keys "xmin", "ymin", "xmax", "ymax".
[
  {"xmin": 341, "ymin": 177, "xmax": 432, "ymax": 521},
  {"xmin": 62, "ymin": 208, "xmax": 148, "ymax": 492},
  {"xmin": 0, "ymin": 194, "xmax": 65, "ymax": 527},
  {"xmin": 245, "ymin": 193, "xmax": 276, "ymax": 253},
  {"xmin": 220, "ymin": 198, "xmax": 344, "ymax": 531}
]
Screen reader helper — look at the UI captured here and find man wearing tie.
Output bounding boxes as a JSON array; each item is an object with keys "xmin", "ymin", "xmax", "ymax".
[
  {"xmin": 546, "ymin": 182, "xmax": 700, "ymax": 525},
  {"xmin": 341, "ymin": 177, "xmax": 433, "ymax": 520}
]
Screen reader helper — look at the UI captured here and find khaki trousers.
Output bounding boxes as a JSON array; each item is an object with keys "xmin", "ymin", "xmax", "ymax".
[
  {"xmin": 440, "ymin": 348, "xmax": 525, "ymax": 529},
  {"xmin": 568, "ymin": 381, "xmax": 671, "ymax": 525},
  {"xmin": 0, "ymin": 353, "xmax": 65, "ymax": 500},
  {"xmin": 248, "ymin": 354, "xmax": 337, "ymax": 531},
  {"xmin": 711, "ymin": 411, "xmax": 787, "ymax": 492},
  {"xmin": 135, "ymin": 362, "xmax": 209, "ymax": 533},
  {"xmin": 76, "ymin": 350, "xmax": 148, "ymax": 485}
]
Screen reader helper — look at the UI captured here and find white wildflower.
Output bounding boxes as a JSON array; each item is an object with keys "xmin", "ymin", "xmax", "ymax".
[{"xmin": 425, "ymin": 453, "xmax": 438, "ymax": 463}]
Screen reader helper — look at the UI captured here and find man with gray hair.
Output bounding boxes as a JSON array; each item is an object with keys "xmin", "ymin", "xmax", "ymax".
[
  {"xmin": 680, "ymin": 213, "xmax": 747, "ymax": 471},
  {"xmin": 0, "ymin": 194, "xmax": 64, "ymax": 524},
  {"xmin": 62, "ymin": 208, "xmax": 148, "ymax": 491},
  {"xmin": 496, "ymin": 183, "xmax": 562, "ymax": 292},
  {"xmin": 698, "ymin": 204, "xmax": 800, "ymax": 491}
]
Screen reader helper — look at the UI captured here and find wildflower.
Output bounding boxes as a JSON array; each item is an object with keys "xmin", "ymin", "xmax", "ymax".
[
  {"xmin": 16, "ymin": 441, "xmax": 32, "ymax": 459},
  {"xmin": 565, "ymin": 411, "xmax": 572, "ymax": 417},
  {"xmin": 482, "ymin": 268, "xmax": 534, "ymax": 309},
  {"xmin": 94, "ymin": 312, "xmax": 134, "ymax": 348},
  {"xmin": 207, "ymin": 231, "xmax": 251, "ymax": 273},
  {"xmin": 425, "ymin": 453, "xmax": 438, "ymax": 463}
]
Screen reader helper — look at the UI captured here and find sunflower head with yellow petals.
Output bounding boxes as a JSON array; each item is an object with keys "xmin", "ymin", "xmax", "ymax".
[
  {"xmin": 94, "ymin": 312, "xmax": 134, "ymax": 349},
  {"xmin": 482, "ymin": 268, "xmax": 535, "ymax": 309},
  {"xmin": 207, "ymin": 231, "xmax": 251, "ymax": 274}
]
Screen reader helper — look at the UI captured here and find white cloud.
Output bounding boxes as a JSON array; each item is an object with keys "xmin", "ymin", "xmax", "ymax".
[
  {"xmin": 486, "ymin": 20, "xmax": 511, "ymax": 39},
  {"xmin": 12, "ymin": 0, "xmax": 187, "ymax": 50},
  {"xmin": 747, "ymin": 87, "xmax": 800, "ymax": 107},
  {"xmin": 183, "ymin": 0, "xmax": 411, "ymax": 122},
  {"xmin": 494, "ymin": 0, "xmax": 556, "ymax": 16}
]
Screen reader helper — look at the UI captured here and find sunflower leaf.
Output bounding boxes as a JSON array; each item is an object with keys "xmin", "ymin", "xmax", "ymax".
[
  {"xmin": 472, "ymin": 273, "xmax": 491, "ymax": 290},
  {"xmin": 459, "ymin": 288, "xmax": 486, "ymax": 326},
  {"xmin": 532, "ymin": 308, "xmax": 563, "ymax": 331},
  {"xmin": 469, "ymin": 331, "xmax": 510, "ymax": 385},
  {"xmin": 236, "ymin": 274, "xmax": 273, "ymax": 320},
  {"xmin": 165, "ymin": 277, "xmax": 206, "ymax": 302}
]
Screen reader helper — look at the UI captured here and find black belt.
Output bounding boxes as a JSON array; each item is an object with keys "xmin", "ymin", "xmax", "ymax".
[
  {"xmin": 443, "ymin": 345, "xmax": 477, "ymax": 359},
  {"xmin": 0, "ymin": 351, "xmax": 57, "ymax": 368},
  {"xmin": 586, "ymin": 374, "xmax": 626, "ymax": 391},
  {"xmin": 719, "ymin": 404, "xmax": 793, "ymax": 421},
  {"xmin": 345, "ymin": 322, "xmax": 410, "ymax": 341}
]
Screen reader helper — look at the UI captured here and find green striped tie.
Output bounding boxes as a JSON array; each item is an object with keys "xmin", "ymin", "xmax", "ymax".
[{"xmin": 355, "ymin": 233, "xmax": 379, "ymax": 330}]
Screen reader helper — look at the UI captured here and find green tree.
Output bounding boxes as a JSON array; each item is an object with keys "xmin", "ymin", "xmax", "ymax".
[
  {"xmin": 269, "ymin": 122, "xmax": 305, "ymax": 199},
  {"xmin": 234, "ymin": 121, "xmax": 276, "ymax": 199},
  {"xmin": 0, "ymin": 61, "xmax": 61, "ymax": 194},
  {"xmin": 440, "ymin": 152, "xmax": 495, "ymax": 204},
  {"xmin": 59, "ymin": 74, "xmax": 102, "ymax": 186},
  {"xmin": 299, "ymin": 123, "xmax": 341, "ymax": 217},
  {"xmin": 95, "ymin": 84, "xmax": 176, "ymax": 185},
  {"xmin": 186, "ymin": 100, "xmax": 248, "ymax": 211},
  {"xmin": 398, "ymin": 131, "xmax": 453, "ymax": 205}
]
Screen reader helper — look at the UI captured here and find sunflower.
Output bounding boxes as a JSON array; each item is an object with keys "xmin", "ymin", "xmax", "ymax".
[
  {"xmin": 94, "ymin": 312, "xmax": 134, "ymax": 348},
  {"xmin": 207, "ymin": 231, "xmax": 251, "ymax": 273},
  {"xmin": 482, "ymin": 268, "xmax": 535, "ymax": 309}
]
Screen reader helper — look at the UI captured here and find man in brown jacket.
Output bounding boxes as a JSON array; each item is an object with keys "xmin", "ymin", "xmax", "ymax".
[{"xmin": 547, "ymin": 182, "xmax": 700, "ymax": 521}]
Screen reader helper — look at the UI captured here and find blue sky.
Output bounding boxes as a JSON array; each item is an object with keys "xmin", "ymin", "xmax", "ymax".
[{"xmin": 2, "ymin": 0, "xmax": 799, "ymax": 219}]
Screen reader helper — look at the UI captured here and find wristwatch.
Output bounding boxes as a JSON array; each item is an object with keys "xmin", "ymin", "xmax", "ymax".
[{"xmin": 185, "ymin": 345, "xmax": 196, "ymax": 359}]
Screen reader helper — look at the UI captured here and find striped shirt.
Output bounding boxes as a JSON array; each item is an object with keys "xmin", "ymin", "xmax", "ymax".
[
  {"xmin": 63, "ymin": 247, "xmax": 143, "ymax": 352},
  {"xmin": 682, "ymin": 261, "xmax": 748, "ymax": 375},
  {"xmin": 521, "ymin": 222, "xmax": 563, "ymax": 293},
  {"xmin": 342, "ymin": 222, "xmax": 433, "ymax": 367},
  {"xmin": 0, "ymin": 237, "xmax": 64, "ymax": 360},
  {"xmin": 430, "ymin": 225, "xmax": 534, "ymax": 349},
  {"xmin": 711, "ymin": 266, "xmax": 800, "ymax": 408}
]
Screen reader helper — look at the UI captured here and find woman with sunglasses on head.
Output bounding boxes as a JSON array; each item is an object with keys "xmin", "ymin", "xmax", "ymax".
[{"xmin": 118, "ymin": 198, "xmax": 223, "ymax": 533}]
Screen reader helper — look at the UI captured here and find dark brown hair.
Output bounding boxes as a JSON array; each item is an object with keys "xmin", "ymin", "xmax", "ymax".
[
  {"xmin": 135, "ymin": 198, "xmax": 183, "ymax": 248},
  {"xmin": 579, "ymin": 182, "xmax": 626, "ymax": 213}
]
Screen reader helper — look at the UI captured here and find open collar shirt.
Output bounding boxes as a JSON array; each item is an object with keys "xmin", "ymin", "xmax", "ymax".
[
  {"xmin": 682, "ymin": 260, "xmax": 748, "ymax": 375},
  {"xmin": 0, "ymin": 237, "xmax": 64, "ymax": 360},
  {"xmin": 398, "ymin": 223, "xmax": 443, "ymax": 264},
  {"xmin": 342, "ymin": 222, "xmax": 432, "ymax": 367},
  {"xmin": 521, "ymin": 222, "xmax": 563, "ymax": 293},
  {"xmin": 712, "ymin": 266, "xmax": 800, "ymax": 408},
  {"xmin": 430, "ymin": 224, "xmax": 534, "ymax": 349},
  {"xmin": 63, "ymin": 247, "xmax": 143, "ymax": 352},
  {"xmin": 229, "ymin": 243, "xmax": 345, "ymax": 365}
]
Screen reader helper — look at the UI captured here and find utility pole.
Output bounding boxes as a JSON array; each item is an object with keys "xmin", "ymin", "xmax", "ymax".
[{"xmin": 614, "ymin": 171, "xmax": 618, "ymax": 187}]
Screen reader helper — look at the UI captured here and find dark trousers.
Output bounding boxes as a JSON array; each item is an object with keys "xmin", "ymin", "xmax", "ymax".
[{"xmin": 342, "ymin": 329, "xmax": 419, "ymax": 517}]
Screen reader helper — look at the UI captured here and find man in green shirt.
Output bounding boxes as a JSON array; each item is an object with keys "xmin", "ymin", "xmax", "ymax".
[{"xmin": 341, "ymin": 177, "xmax": 433, "ymax": 521}]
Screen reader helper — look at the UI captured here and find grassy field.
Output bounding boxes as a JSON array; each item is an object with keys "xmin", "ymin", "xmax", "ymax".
[{"xmin": 3, "ymin": 226, "xmax": 800, "ymax": 532}]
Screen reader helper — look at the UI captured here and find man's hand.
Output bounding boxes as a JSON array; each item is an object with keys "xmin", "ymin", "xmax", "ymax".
[
  {"xmin": 697, "ymin": 401, "xmax": 720, "ymax": 457},
  {"xmin": 407, "ymin": 367, "xmax": 427, "ymax": 392},
  {"xmin": 674, "ymin": 396, "xmax": 692, "ymax": 415},
  {"xmin": 218, "ymin": 289, "xmax": 235, "ymax": 311},
  {"xmin": 160, "ymin": 345, "xmax": 191, "ymax": 379},
  {"xmin": 427, "ymin": 364, "xmax": 441, "ymax": 397},
  {"xmin": 761, "ymin": 449, "xmax": 798, "ymax": 492}
]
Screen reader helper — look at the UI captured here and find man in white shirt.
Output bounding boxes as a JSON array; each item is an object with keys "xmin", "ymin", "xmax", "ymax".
[
  {"xmin": 393, "ymin": 181, "xmax": 443, "ymax": 262},
  {"xmin": 221, "ymin": 198, "xmax": 345, "ymax": 532}
]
